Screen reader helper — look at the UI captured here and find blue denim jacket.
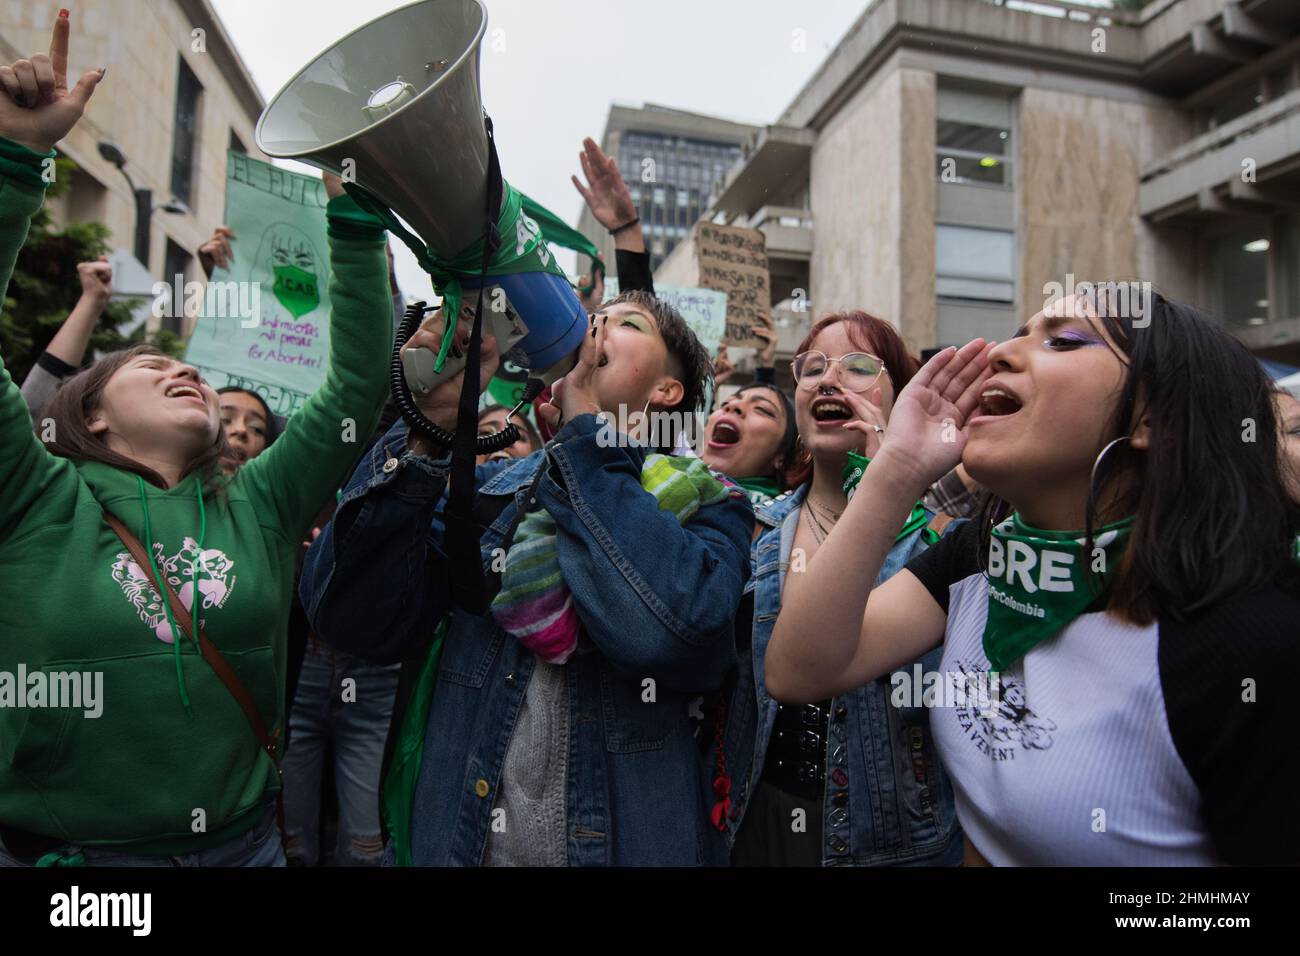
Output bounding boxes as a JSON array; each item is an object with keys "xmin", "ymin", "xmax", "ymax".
[
  {"xmin": 719, "ymin": 484, "xmax": 963, "ymax": 866},
  {"xmin": 299, "ymin": 414, "xmax": 753, "ymax": 866}
]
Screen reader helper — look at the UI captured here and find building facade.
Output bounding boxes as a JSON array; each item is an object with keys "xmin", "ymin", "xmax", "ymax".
[
  {"xmin": 576, "ymin": 103, "xmax": 757, "ymax": 274},
  {"xmin": 655, "ymin": 0, "xmax": 1300, "ymax": 369},
  {"xmin": 0, "ymin": 0, "xmax": 265, "ymax": 334}
]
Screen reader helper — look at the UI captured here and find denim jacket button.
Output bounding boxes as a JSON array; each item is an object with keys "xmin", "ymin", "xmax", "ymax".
[
  {"xmin": 382, "ymin": 457, "xmax": 400, "ymax": 474},
  {"xmin": 474, "ymin": 778, "xmax": 490, "ymax": 798},
  {"xmin": 833, "ymin": 705, "xmax": 847, "ymax": 723},
  {"xmin": 504, "ymin": 672, "xmax": 518, "ymax": 688}
]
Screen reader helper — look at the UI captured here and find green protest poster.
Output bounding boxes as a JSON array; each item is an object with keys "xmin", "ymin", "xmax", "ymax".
[{"xmin": 184, "ymin": 150, "xmax": 335, "ymax": 418}]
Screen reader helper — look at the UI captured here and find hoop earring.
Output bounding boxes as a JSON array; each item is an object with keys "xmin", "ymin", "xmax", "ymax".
[{"xmin": 1089, "ymin": 435, "xmax": 1131, "ymax": 491}]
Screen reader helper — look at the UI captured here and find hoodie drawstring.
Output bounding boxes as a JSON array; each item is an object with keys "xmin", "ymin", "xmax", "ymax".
[{"xmin": 135, "ymin": 474, "xmax": 207, "ymax": 716}]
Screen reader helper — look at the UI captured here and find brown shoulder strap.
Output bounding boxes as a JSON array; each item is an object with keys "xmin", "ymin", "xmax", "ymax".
[
  {"xmin": 103, "ymin": 509, "xmax": 280, "ymax": 764},
  {"xmin": 926, "ymin": 511, "xmax": 956, "ymax": 538}
]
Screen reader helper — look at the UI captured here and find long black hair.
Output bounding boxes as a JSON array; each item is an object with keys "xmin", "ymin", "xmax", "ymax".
[{"xmin": 978, "ymin": 289, "xmax": 1300, "ymax": 626}]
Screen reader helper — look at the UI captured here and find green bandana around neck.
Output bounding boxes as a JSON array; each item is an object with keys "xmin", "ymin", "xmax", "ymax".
[
  {"xmin": 841, "ymin": 451, "xmax": 940, "ymax": 545},
  {"xmin": 272, "ymin": 264, "xmax": 320, "ymax": 318},
  {"xmin": 737, "ymin": 475, "xmax": 782, "ymax": 508},
  {"xmin": 982, "ymin": 513, "xmax": 1134, "ymax": 671}
]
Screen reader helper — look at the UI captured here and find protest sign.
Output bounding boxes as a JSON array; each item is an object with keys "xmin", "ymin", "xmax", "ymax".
[
  {"xmin": 601, "ymin": 278, "xmax": 728, "ymax": 357},
  {"xmin": 184, "ymin": 151, "xmax": 335, "ymax": 418},
  {"xmin": 693, "ymin": 222, "xmax": 771, "ymax": 349}
]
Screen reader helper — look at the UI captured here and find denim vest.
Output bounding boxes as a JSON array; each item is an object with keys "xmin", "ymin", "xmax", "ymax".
[
  {"xmin": 719, "ymin": 484, "xmax": 963, "ymax": 866},
  {"xmin": 300, "ymin": 415, "xmax": 754, "ymax": 866}
]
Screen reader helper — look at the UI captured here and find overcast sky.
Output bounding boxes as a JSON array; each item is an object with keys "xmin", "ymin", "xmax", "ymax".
[{"xmin": 209, "ymin": 0, "xmax": 869, "ymax": 299}]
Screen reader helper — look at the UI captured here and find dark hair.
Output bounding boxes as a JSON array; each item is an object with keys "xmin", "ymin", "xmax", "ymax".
[
  {"xmin": 786, "ymin": 310, "xmax": 920, "ymax": 488},
  {"xmin": 38, "ymin": 345, "xmax": 227, "ymax": 489},
  {"xmin": 606, "ymin": 289, "xmax": 712, "ymax": 436},
  {"xmin": 978, "ymin": 290, "xmax": 1300, "ymax": 626},
  {"xmin": 730, "ymin": 382, "xmax": 798, "ymax": 489},
  {"xmin": 478, "ymin": 403, "xmax": 541, "ymax": 452},
  {"xmin": 218, "ymin": 386, "xmax": 282, "ymax": 446}
]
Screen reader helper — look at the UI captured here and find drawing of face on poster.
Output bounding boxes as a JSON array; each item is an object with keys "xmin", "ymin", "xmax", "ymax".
[{"xmin": 257, "ymin": 223, "xmax": 322, "ymax": 319}]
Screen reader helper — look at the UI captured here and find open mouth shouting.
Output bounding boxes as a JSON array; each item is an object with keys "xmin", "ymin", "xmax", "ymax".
[
  {"xmin": 164, "ymin": 382, "xmax": 207, "ymax": 407},
  {"xmin": 971, "ymin": 382, "xmax": 1024, "ymax": 425},
  {"xmin": 811, "ymin": 396, "xmax": 854, "ymax": 425},
  {"xmin": 708, "ymin": 418, "xmax": 743, "ymax": 450}
]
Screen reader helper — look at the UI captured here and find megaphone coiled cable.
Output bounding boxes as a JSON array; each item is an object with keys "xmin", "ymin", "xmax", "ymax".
[{"xmin": 390, "ymin": 300, "xmax": 542, "ymax": 453}]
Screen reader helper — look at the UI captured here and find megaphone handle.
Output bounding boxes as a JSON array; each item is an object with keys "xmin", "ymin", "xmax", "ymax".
[{"xmin": 389, "ymin": 301, "xmax": 533, "ymax": 455}]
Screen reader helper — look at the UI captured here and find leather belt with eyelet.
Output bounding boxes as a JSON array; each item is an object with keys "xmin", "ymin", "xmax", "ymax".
[{"xmin": 762, "ymin": 700, "xmax": 830, "ymax": 802}]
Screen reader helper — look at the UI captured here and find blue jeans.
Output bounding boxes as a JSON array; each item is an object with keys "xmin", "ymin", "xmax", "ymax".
[
  {"xmin": 281, "ymin": 641, "xmax": 400, "ymax": 866},
  {"xmin": 0, "ymin": 804, "xmax": 284, "ymax": 867}
]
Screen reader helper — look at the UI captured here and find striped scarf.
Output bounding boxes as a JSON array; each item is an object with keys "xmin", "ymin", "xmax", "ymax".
[{"xmin": 490, "ymin": 454, "xmax": 730, "ymax": 663}]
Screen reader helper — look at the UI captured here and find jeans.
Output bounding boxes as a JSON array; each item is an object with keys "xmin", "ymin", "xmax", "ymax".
[
  {"xmin": 281, "ymin": 641, "xmax": 400, "ymax": 866},
  {"xmin": 0, "ymin": 804, "xmax": 284, "ymax": 867}
]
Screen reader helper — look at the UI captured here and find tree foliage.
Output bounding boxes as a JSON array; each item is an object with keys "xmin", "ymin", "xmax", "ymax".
[{"xmin": 0, "ymin": 157, "xmax": 182, "ymax": 386}]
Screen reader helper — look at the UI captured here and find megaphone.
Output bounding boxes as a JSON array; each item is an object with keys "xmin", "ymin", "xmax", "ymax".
[{"xmin": 255, "ymin": 0, "xmax": 587, "ymax": 449}]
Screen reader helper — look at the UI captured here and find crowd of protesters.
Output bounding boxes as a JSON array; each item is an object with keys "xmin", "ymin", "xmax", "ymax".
[{"xmin": 0, "ymin": 13, "xmax": 1296, "ymax": 869}]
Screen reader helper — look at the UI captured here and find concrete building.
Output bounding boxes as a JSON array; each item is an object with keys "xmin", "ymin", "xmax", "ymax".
[
  {"xmin": 576, "ymin": 103, "xmax": 757, "ymax": 274},
  {"xmin": 0, "ymin": 0, "xmax": 265, "ymax": 334},
  {"xmin": 655, "ymin": 0, "xmax": 1300, "ymax": 371}
]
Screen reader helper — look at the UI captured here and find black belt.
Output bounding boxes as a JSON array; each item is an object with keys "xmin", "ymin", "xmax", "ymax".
[{"xmin": 762, "ymin": 700, "xmax": 830, "ymax": 802}]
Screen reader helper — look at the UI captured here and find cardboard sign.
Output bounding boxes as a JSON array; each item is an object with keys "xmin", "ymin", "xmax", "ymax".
[
  {"xmin": 694, "ymin": 221, "xmax": 772, "ymax": 348},
  {"xmin": 601, "ymin": 278, "xmax": 728, "ymax": 358},
  {"xmin": 184, "ymin": 151, "xmax": 334, "ymax": 417}
]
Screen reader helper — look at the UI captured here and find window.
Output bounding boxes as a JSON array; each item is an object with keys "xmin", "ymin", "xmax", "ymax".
[
  {"xmin": 676, "ymin": 189, "xmax": 690, "ymax": 208},
  {"xmin": 229, "ymin": 130, "xmax": 246, "ymax": 154},
  {"xmin": 1281, "ymin": 214, "xmax": 1300, "ymax": 319},
  {"xmin": 936, "ymin": 86, "xmax": 1013, "ymax": 187},
  {"xmin": 1209, "ymin": 224, "xmax": 1270, "ymax": 328},
  {"xmin": 171, "ymin": 57, "xmax": 203, "ymax": 204},
  {"xmin": 162, "ymin": 240, "xmax": 192, "ymax": 334},
  {"xmin": 652, "ymin": 187, "xmax": 666, "ymax": 205},
  {"xmin": 936, "ymin": 225, "xmax": 1014, "ymax": 302}
]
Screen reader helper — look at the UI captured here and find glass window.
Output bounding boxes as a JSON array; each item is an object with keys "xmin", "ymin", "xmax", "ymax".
[
  {"xmin": 936, "ymin": 86, "xmax": 1013, "ymax": 188},
  {"xmin": 1282, "ymin": 214, "xmax": 1300, "ymax": 319},
  {"xmin": 653, "ymin": 187, "xmax": 666, "ymax": 205},
  {"xmin": 162, "ymin": 240, "xmax": 191, "ymax": 334},
  {"xmin": 936, "ymin": 224, "xmax": 1014, "ymax": 302},
  {"xmin": 1210, "ymin": 224, "xmax": 1270, "ymax": 327},
  {"xmin": 170, "ymin": 57, "xmax": 202, "ymax": 204}
]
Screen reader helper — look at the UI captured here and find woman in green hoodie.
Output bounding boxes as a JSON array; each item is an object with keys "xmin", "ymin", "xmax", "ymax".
[{"xmin": 0, "ymin": 14, "xmax": 392, "ymax": 866}]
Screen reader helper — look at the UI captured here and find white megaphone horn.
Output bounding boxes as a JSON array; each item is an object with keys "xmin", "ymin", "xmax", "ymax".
[{"xmin": 255, "ymin": 0, "xmax": 587, "ymax": 450}]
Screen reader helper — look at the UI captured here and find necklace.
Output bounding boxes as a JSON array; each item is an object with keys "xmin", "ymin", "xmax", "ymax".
[{"xmin": 802, "ymin": 501, "xmax": 832, "ymax": 544}]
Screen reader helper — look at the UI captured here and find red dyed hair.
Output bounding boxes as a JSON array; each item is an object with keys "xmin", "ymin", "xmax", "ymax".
[{"xmin": 784, "ymin": 310, "xmax": 920, "ymax": 489}]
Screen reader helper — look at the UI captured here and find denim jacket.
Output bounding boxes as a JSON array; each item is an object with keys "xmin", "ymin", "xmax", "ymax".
[
  {"xmin": 299, "ymin": 414, "xmax": 753, "ymax": 866},
  {"xmin": 719, "ymin": 483, "xmax": 963, "ymax": 866}
]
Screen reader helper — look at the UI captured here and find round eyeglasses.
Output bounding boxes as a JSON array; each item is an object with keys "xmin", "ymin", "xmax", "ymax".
[{"xmin": 791, "ymin": 350, "xmax": 886, "ymax": 392}]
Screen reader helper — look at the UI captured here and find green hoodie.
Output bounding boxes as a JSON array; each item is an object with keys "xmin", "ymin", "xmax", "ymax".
[{"xmin": 0, "ymin": 139, "xmax": 391, "ymax": 852}]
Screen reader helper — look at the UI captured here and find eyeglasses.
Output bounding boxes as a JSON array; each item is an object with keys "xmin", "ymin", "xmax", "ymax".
[{"xmin": 791, "ymin": 350, "xmax": 886, "ymax": 392}]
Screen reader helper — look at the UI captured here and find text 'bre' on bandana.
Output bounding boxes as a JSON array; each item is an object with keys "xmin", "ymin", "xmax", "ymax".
[
  {"xmin": 982, "ymin": 513, "xmax": 1134, "ymax": 671},
  {"xmin": 490, "ymin": 454, "xmax": 731, "ymax": 663}
]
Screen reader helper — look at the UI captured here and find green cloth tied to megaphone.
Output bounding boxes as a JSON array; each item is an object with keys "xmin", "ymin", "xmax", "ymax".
[{"xmin": 342, "ymin": 180, "xmax": 604, "ymax": 372}]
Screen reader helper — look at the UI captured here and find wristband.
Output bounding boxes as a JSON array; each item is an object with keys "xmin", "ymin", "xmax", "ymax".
[{"xmin": 610, "ymin": 216, "xmax": 640, "ymax": 236}]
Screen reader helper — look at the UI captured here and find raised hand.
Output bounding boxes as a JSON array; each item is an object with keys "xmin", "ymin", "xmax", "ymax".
[
  {"xmin": 873, "ymin": 339, "xmax": 995, "ymax": 488},
  {"xmin": 198, "ymin": 226, "xmax": 235, "ymax": 278},
  {"xmin": 752, "ymin": 324, "xmax": 779, "ymax": 368},
  {"xmin": 76, "ymin": 255, "xmax": 112, "ymax": 302},
  {"xmin": 571, "ymin": 137, "xmax": 636, "ymax": 231},
  {"xmin": 539, "ymin": 314, "xmax": 605, "ymax": 431},
  {"xmin": 0, "ymin": 12, "xmax": 104, "ymax": 154},
  {"xmin": 838, "ymin": 386, "xmax": 889, "ymax": 458},
  {"xmin": 400, "ymin": 305, "xmax": 499, "ymax": 433}
]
